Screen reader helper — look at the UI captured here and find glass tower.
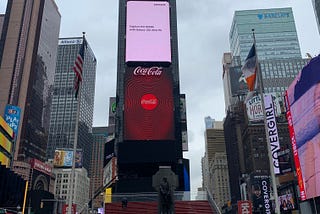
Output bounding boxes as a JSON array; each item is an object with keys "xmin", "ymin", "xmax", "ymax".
[
  {"xmin": 313, "ymin": 0, "xmax": 320, "ymax": 34},
  {"xmin": 47, "ymin": 37, "xmax": 97, "ymax": 171},
  {"xmin": 229, "ymin": 7, "xmax": 302, "ymax": 63}
]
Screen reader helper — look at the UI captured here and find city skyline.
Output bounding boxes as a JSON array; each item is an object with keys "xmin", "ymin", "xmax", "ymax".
[{"xmin": 0, "ymin": 0, "xmax": 319, "ymax": 194}]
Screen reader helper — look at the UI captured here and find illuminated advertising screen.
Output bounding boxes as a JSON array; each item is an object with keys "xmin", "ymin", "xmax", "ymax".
[
  {"xmin": 4, "ymin": 105, "xmax": 21, "ymax": 135},
  {"xmin": 0, "ymin": 152, "xmax": 10, "ymax": 167},
  {"xmin": 285, "ymin": 55, "xmax": 320, "ymax": 200},
  {"xmin": 126, "ymin": 1, "xmax": 171, "ymax": 63},
  {"xmin": 238, "ymin": 201, "xmax": 252, "ymax": 214},
  {"xmin": 0, "ymin": 131, "xmax": 12, "ymax": 153},
  {"xmin": 124, "ymin": 66, "xmax": 175, "ymax": 141},
  {"xmin": 0, "ymin": 116, "xmax": 14, "ymax": 139},
  {"xmin": 53, "ymin": 149, "xmax": 82, "ymax": 168}
]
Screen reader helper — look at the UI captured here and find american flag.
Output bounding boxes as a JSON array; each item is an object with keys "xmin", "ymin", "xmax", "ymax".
[{"xmin": 73, "ymin": 38, "xmax": 86, "ymax": 98}]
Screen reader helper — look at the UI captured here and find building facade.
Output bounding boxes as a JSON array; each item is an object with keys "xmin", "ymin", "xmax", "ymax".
[
  {"xmin": 202, "ymin": 120, "xmax": 230, "ymax": 210},
  {"xmin": 47, "ymin": 37, "xmax": 97, "ymax": 172},
  {"xmin": 0, "ymin": 0, "xmax": 61, "ymax": 162},
  {"xmin": 229, "ymin": 7, "xmax": 301, "ymax": 63},
  {"xmin": 91, "ymin": 126, "xmax": 109, "ymax": 209},
  {"xmin": 53, "ymin": 167, "xmax": 90, "ymax": 213}
]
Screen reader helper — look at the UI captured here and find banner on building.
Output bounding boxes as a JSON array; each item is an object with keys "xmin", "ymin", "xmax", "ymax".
[{"xmin": 264, "ymin": 93, "xmax": 281, "ymax": 174}]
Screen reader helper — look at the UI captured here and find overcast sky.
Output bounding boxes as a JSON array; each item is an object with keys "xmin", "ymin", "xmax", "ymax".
[{"xmin": 1, "ymin": 0, "xmax": 319, "ymax": 195}]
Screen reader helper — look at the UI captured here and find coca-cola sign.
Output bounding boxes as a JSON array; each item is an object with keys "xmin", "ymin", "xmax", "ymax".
[
  {"xmin": 141, "ymin": 94, "xmax": 158, "ymax": 110},
  {"xmin": 133, "ymin": 66, "xmax": 163, "ymax": 76}
]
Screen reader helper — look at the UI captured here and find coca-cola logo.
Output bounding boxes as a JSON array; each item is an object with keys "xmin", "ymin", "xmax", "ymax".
[
  {"xmin": 141, "ymin": 94, "xmax": 158, "ymax": 110},
  {"xmin": 133, "ymin": 66, "xmax": 163, "ymax": 76}
]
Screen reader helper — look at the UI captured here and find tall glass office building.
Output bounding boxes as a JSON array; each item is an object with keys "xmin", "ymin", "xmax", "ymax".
[
  {"xmin": 313, "ymin": 0, "xmax": 320, "ymax": 34},
  {"xmin": 47, "ymin": 37, "xmax": 97, "ymax": 171},
  {"xmin": 229, "ymin": 7, "xmax": 302, "ymax": 63}
]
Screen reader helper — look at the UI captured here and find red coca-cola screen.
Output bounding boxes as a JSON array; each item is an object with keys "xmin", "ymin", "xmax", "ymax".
[{"xmin": 124, "ymin": 66, "xmax": 175, "ymax": 141}]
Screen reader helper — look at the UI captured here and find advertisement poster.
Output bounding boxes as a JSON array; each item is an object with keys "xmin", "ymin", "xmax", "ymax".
[{"xmin": 126, "ymin": 1, "xmax": 171, "ymax": 63}]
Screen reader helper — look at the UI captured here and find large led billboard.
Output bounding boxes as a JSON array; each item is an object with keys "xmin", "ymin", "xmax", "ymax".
[
  {"xmin": 285, "ymin": 55, "xmax": 320, "ymax": 200},
  {"xmin": 53, "ymin": 149, "xmax": 83, "ymax": 168},
  {"xmin": 124, "ymin": 66, "xmax": 175, "ymax": 141},
  {"xmin": 126, "ymin": 1, "xmax": 171, "ymax": 63}
]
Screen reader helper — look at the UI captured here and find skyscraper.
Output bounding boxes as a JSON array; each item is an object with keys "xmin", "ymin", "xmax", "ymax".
[
  {"xmin": 312, "ymin": 0, "xmax": 320, "ymax": 33},
  {"xmin": 47, "ymin": 37, "xmax": 97, "ymax": 171},
  {"xmin": 114, "ymin": 0, "xmax": 188, "ymax": 193},
  {"xmin": 229, "ymin": 7, "xmax": 302, "ymax": 63},
  {"xmin": 91, "ymin": 126, "xmax": 109, "ymax": 209},
  {"xmin": 0, "ymin": 0, "xmax": 60, "ymax": 162},
  {"xmin": 202, "ymin": 120, "xmax": 230, "ymax": 210}
]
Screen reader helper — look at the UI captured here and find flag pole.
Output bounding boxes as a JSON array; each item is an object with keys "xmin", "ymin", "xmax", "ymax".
[
  {"xmin": 252, "ymin": 29, "xmax": 280, "ymax": 214},
  {"xmin": 67, "ymin": 32, "xmax": 86, "ymax": 214}
]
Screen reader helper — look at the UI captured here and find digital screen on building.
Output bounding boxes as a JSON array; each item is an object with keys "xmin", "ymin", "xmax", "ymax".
[
  {"xmin": 0, "ymin": 132, "xmax": 12, "ymax": 153},
  {"xmin": 285, "ymin": 55, "xmax": 320, "ymax": 200},
  {"xmin": 0, "ymin": 116, "xmax": 14, "ymax": 139},
  {"xmin": 53, "ymin": 149, "xmax": 82, "ymax": 168},
  {"xmin": 4, "ymin": 105, "xmax": 21, "ymax": 135},
  {"xmin": 125, "ymin": 1, "xmax": 171, "ymax": 63},
  {"xmin": 124, "ymin": 66, "xmax": 175, "ymax": 141}
]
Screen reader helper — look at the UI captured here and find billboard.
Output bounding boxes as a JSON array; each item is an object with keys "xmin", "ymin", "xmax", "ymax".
[
  {"xmin": 126, "ymin": 1, "xmax": 171, "ymax": 63},
  {"xmin": 30, "ymin": 158, "xmax": 52, "ymax": 176},
  {"xmin": 279, "ymin": 193, "xmax": 295, "ymax": 211},
  {"xmin": 180, "ymin": 94, "xmax": 188, "ymax": 151},
  {"xmin": 250, "ymin": 175, "xmax": 271, "ymax": 213},
  {"xmin": 277, "ymin": 148, "xmax": 293, "ymax": 174},
  {"xmin": 237, "ymin": 200, "xmax": 252, "ymax": 214},
  {"xmin": 124, "ymin": 66, "xmax": 175, "ymax": 141},
  {"xmin": 103, "ymin": 157, "xmax": 117, "ymax": 187},
  {"xmin": 230, "ymin": 66, "xmax": 248, "ymax": 96},
  {"xmin": 0, "ymin": 131, "xmax": 12, "ymax": 154},
  {"xmin": 0, "ymin": 152, "xmax": 10, "ymax": 167},
  {"xmin": 62, "ymin": 204, "xmax": 76, "ymax": 214},
  {"xmin": 0, "ymin": 115, "xmax": 14, "ymax": 139},
  {"xmin": 4, "ymin": 105, "xmax": 21, "ymax": 135},
  {"xmin": 53, "ymin": 149, "xmax": 82, "ymax": 168},
  {"xmin": 246, "ymin": 92, "xmax": 284, "ymax": 122},
  {"xmin": 285, "ymin": 55, "xmax": 320, "ymax": 200}
]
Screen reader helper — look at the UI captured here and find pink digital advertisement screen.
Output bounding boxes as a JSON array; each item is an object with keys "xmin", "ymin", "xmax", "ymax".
[{"xmin": 126, "ymin": 1, "xmax": 171, "ymax": 63}]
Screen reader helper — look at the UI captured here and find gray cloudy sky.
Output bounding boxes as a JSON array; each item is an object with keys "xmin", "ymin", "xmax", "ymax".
[{"xmin": 1, "ymin": 0, "xmax": 319, "ymax": 195}]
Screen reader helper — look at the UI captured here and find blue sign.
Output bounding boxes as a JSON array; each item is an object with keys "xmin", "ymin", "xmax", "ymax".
[
  {"xmin": 4, "ymin": 105, "xmax": 21, "ymax": 135},
  {"xmin": 257, "ymin": 12, "xmax": 290, "ymax": 20}
]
